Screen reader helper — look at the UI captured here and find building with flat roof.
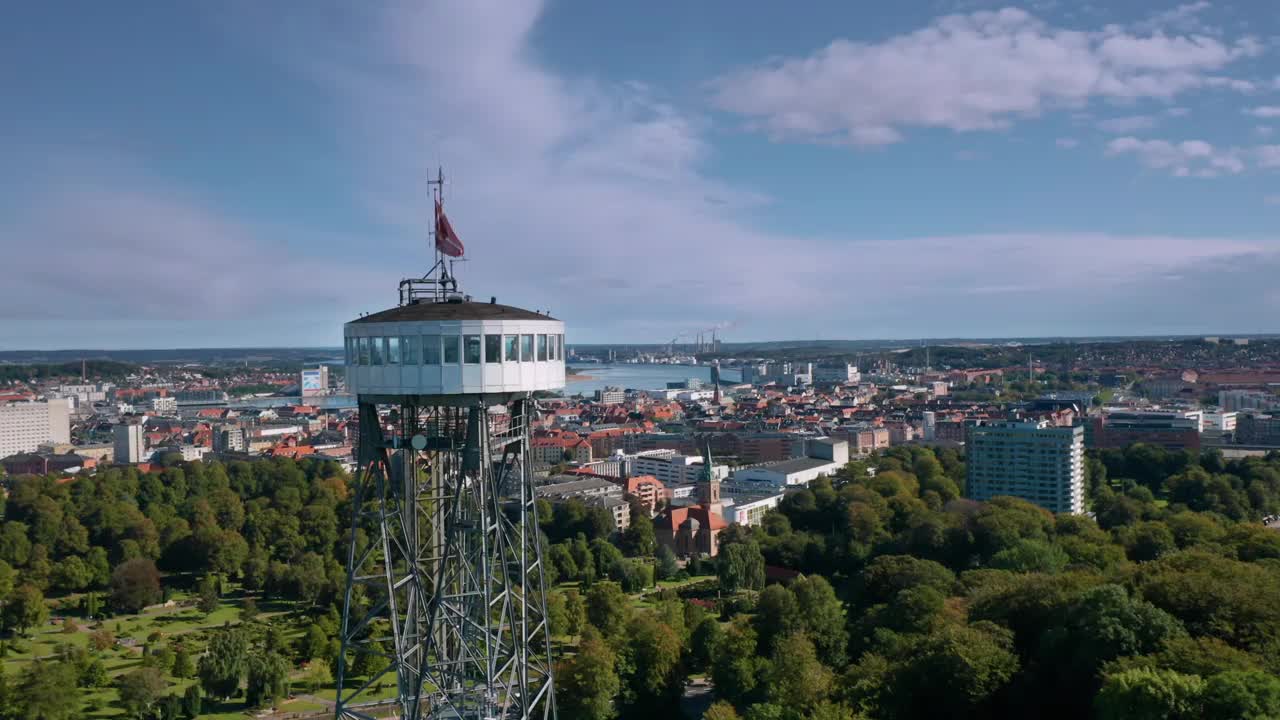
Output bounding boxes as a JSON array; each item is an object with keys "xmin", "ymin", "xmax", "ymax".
[
  {"xmin": 594, "ymin": 386, "xmax": 625, "ymax": 405},
  {"xmin": 967, "ymin": 420, "xmax": 1084, "ymax": 514},
  {"xmin": 730, "ymin": 440, "xmax": 848, "ymax": 490},
  {"xmin": 631, "ymin": 451, "xmax": 729, "ymax": 486},
  {"xmin": 1236, "ymin": 412, "xmax": 1280, "ymax": 447},
  {"xmin": 535, "ymin": 476, "xmax": 631, "ymax": 531},
  {"xmin": 0, "ymin": 399, "xmax": 71, "ymax": 460},
  {"xmin": 1089, "ymin": 410, "xmax": 1201, "ymax": 451},
  {"xmin": 1219, "ymin": 390, "xmax": 1280, "ymax": 413},
  {"xmin": 722, "ymin": 491, "xmax": 785, "ymax": 527},
  {"xmin": 113, "ymin": 422, "xmax": 146, "ymax": 465}
]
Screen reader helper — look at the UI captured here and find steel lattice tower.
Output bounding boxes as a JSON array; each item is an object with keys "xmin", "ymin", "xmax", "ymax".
[{"xmin": 335, "ymin": 274, "xmax": 562, "ymax": 720}]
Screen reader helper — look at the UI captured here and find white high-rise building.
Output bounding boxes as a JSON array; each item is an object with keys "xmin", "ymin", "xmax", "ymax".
[
  {"xmin": 922, "ymin": 411, "xmax": 937, "ymax": 441},
  {"xmin": 967, "ymin": 420, "xmax": 1085, "ymax": 514},
  {"xmin": 113, "ymin": 423, "xmax": 146, "ymax": 465},
  {"xmin": 0, "ymin": 399, "xmax": 72, "ymax": 460}
]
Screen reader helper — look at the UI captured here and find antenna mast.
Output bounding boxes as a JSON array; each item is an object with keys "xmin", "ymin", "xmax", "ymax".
[{"xmin": 399, "ymin": 167, "xmax": 464, "ymax": 306}]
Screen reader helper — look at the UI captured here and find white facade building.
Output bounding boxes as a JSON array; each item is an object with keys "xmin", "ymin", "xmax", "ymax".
[
  {"xmin": 150, "ymin": 396, "xmax": 178, "ymax": 414},
  {"xmin": 723, "ymin": 492, "xmax": 785, "ymax": 527},
  {"xmin": 113, "ymin": 423, "xmax": 146, "ymax": 465},
  {"xmin": 0, "ymin": 399, "xmax": 72, "ymax": 460},
  {"xmin": 814, "ymin": 364, "xmax": 860, "ymax": 384},
  {"xmin": 632, "ymin": 452, "xmax": 729, "ymax": 486},
  {"xmin": 594, "ymin": 387, "xmax": 625, "ymax": 404},
  {"xmin": 967, "ymin": 420, "xmax": 1085, "ymax": 514},
  {"xmin": 731, "ymin": 456, "xmax": 843, "ymax": 490}
]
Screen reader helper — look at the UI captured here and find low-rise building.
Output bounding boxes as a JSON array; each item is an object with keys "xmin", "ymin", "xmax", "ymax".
[
  {"xmin": 730, "ymin": 440, "xmax": 848, "ymax": 490},
  {"xmin": 722, "ymin": 491, "xmax": 785, "ymax": 527},
  {"xmin": 1089, "ymin": 410, "xmax": 1202, "ymax": 451}
]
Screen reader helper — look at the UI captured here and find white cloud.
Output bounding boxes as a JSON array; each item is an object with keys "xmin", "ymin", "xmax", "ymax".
[
  {"xmin": 1056, "ymin": 137, "xmax": 1081, "ymax": 148},
  {"xmin": 712, "ymin": 8, "xmax": 1259, "ymax": 146},
  {"xmin": 0, "ymin": 174, "xmax": 387, "ymax": 328},
  {"xmin": 1258, "ymin": 146, "xmax": 1280, "ymax": 169},
  {"xmin": 1097, "ymin": 115, "xmax": 1159, "ymax": 133},
  {"xmin": 1134, "ymin": 1, "xmax": 1215, "ymax": 34},
  {"xmin": 1204, "ymin": 76, "xmax": 1256, "ymax": 93},
  {"xmin": 1257, "ymin": 126, "xmax": 1275, "ymax": 138},
  {"xmin": 8, "ymin": 0, "xmax": 1279, "ymax": 346},
  {"xmin": 1106, "ymin": 137, "xmax": 1245, "ymax": 177},
  {"xmin": 1266, "ymin": 195, "xmax": 1280, "ymax": 206},
  {"xmin": 1246, "ymin": 107, "xmax": 1280, "ymax": 118}
]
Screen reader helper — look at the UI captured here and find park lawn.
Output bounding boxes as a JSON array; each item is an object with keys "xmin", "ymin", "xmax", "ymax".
[
  {"xmin": 314, "ymin": 680, "xmax": 401, "ymax": 702},
  {"xmin": 279, "ymin": 697, "xmax": 328, "ymax": 713}
]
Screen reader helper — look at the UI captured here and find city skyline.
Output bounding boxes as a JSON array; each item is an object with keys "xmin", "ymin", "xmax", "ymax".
[{"xmin": 5, "ymin": 0, "xmax": 1280, "ymax": 349}]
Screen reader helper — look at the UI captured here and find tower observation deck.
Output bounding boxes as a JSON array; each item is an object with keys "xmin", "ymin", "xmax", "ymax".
[{"xmin": 334, "ymin": 174, "xmax": 560, "ymax": 720}]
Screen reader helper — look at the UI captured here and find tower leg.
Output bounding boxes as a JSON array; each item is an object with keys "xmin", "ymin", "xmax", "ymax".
[{"xmin": 336, "ymin": 397, "xmax": 557, "ymax": 720}]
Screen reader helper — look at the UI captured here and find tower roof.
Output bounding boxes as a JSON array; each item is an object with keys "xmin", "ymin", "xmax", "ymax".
[{"xmin": 351, "ymin": 300, "xmax": 556, "ymax": 324}]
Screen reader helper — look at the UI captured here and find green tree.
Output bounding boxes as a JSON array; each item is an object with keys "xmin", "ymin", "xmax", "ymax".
[
  {"xmin": 239, "ymin": 597, "xmax": 259, "ymax": 622},
  {"xmin": 989, "ymin": 539, "xmax": 1069, "ymax": 574},
  {"xmin": 0, "ymin": 560, "xmax": 14, "ymax": 602},
  {"xmin": 198, "ymin": 627, "xmax": 248, "ymax": 701},
  {"xmin": 690, "ymin": 616, "xmax": 724, "ymax": 674},
  {"xmin": 1042, "ymin": 584, "xmax": 1186, "ymax": 696},
  {"xmin": 299, "ymin": 624, "xmax": 329, "ymax": 662},
  {"xmin": 1095, "ymin": 667, "xmax": 1204, "ymax": 720},
  {"xmin": 754, "ymin": 586, "xmax": 801, "ymax": 655},
  {"xmin": 619, "ymin": 613, "xmax": 683, "ymax": 713},
  {"xmin": 1200, "ymin": 670, "xmax": 1280, "ymax": 719},
  {"xmin": 558, "ymin": 627, "xmax": 619, "ymax": 720},
  {"xmin": 3, "ymin": 584, "xmax": 47, "ymax": 636},
  {"xmin": 717, "ymin": 541, "xmax": 765, "ymax": 593},
  {"xmin": 181, "ymin": 686, "xmax": 201, "ymax": 720},
  {"xmin": 564, "ymin": 589, "xmax": 587, "ymax": 637},
  {"xmin": 585, "ymin": 582, "xmax": 631, "ymax": 639},
  {"xmin": 303, "ymin": 659, "xmax": 333, "ymax": 693},
  {"xmin": 245, "ymin": 652, "xmax": 290, "ymax": 708},
  {"xmin": 620, "ymin": 515, "xmax": 657, "ymax": 557},
  {"xmin": 18, "ymin": 659, "xmax": 79, "ymax": 720},
  {"xmin": 711, "ymin": 620, "xmax": 766, "ymax": 706},
  {"xmin": 547, "ymin": 591, "xmax": 570, "ymax": 637},
  {"xmin": 109, "ymin": 558, "xmax": 162, "ymax": 613},
  {"xmin": 792, "ymin": 575, "xmax": 849, "ymax": 667},
  {"xmin": 116, "ymin": 667, "xmax": 168, "ymax": 719},
  {"xmin": 172, "ymin": 646, "xmax": 195, "ymax": 679},
  {"xmin": 765, "ymin": 633, "xmax": 832, "ymax": 712},
  {"xmin": 881, "ymin": 622, "xmax": 1019, "ymax": 719},
  {"xmin": 704, "ymin": 700, "xmax": 742, "ymax": 720},
  {"xmin": 196, "ymin": 575, "xmax": 219, "ymax": 615},
  {"xmin": 655, "ymin": 545, "xmax": 680, "ymax": 581}
]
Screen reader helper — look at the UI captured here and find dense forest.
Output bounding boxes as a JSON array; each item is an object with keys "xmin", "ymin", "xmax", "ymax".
[
  {"xmin": 0, "ymin": 444, "xmax": 1277, "ymax": 719},
  {"xmin": 0, "ymin": 361, "xmax": 139, "ymax": 384}
]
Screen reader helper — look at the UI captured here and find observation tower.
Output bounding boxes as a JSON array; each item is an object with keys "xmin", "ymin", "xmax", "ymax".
[{"xmin": 335, "ymin": 172, "xmax": 560, "ymax": 720}]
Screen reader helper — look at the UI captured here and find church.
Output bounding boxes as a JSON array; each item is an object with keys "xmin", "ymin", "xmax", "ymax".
[{"xmin": 655, "ymin": 445, "xmax": 728, "ymax": 558}]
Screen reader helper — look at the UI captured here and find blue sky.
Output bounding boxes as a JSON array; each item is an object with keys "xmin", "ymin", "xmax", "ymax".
[{"xmin": 3, "ymin": 1, "xmax": 1280, "ymax": 349}]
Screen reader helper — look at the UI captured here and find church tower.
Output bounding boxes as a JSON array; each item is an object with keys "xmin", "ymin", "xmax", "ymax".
[{"xmin": 697, "ymin": 442, "xmax": 722, "ymax": 515}]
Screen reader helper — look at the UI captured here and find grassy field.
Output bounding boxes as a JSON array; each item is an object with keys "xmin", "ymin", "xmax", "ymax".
[{"xmin": 2, "ymin": 589, "xmax": 341, "ymax": 719}]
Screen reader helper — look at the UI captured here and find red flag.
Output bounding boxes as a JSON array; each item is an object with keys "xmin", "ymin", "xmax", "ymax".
[{"xmin": 435, "ymin": 199, "xmax": 465, "ymax": 257}]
